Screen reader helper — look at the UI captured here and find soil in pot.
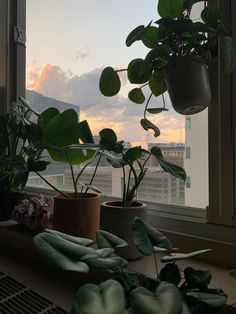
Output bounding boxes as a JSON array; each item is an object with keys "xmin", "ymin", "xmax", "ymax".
[
  {"xmin": 100, "ymin": 201, "xmax": 147, "ymax": 260},
  {"xmin": 53, "ymin": 193, "xmax": 100, "ymax": 240}
]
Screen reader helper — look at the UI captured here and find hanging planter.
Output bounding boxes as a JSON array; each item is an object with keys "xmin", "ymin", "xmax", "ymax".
[{"xmin": 165, "ymin": 56, "xmax": 211, "ymax": 115}]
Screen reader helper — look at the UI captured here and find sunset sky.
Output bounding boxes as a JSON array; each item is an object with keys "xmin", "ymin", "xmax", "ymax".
[{"xmin": 26, "ymin": 0, "xmax": 185, "ymax": 146}]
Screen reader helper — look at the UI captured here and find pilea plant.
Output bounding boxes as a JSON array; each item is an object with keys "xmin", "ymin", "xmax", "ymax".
[
  {"xmin": 99, "ymin": 0, "xmax": 235, "ymax": 133},
  {"xmin": 34, "ymin": 217, "xmax": 227, "ymax": 314}
]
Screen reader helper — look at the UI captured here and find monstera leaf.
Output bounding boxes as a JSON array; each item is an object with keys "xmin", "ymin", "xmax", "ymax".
[
  {"xmin": 71, "ymin": 280, "xmax": 126, "ymax": 314},
  {"xmin": 132, "ymin": 217, "xmax": 172, "ymax": 255}
]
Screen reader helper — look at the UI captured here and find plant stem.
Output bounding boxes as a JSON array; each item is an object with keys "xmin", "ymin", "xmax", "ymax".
[
  {"xmin": 144, "ymin": 93, "xmax": 153, "ymax": 119},
  {"xmin": 75, "ymin": 160, "xmax": 93, "ymax": 186},
  {"xmin": 85, "ymin": 154, "xmax": 102, "ymax": 194},
  {"xmin": 64, "ymin": 150, "xmax": 77, "ymax": 198},
  {"xmin": 35, "ymin": 171, "xmax": 70, "ymax": 199},
  {"xmin": 116, "ymin": 69, "xmax": 128, "ymax": 72},
  {"xmin": 153, "ymin": 252, "xmax": 159, "ymax": 278},
  {"xmin": 122, "ymin": 166, "xmax": 126, "ymax": 207},
  {"xmin": 143, "ymin": 153, "xmax": 151, "ymax": 168}
]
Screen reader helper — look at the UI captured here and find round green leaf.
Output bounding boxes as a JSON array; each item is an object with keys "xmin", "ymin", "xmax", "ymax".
[
  {"xmin": 158, "ymin": 0, "xmax": 185, "ymax": 18},
  {"xmin": 124, "ymin": 146, "xmax": 143, "ymax": 162},
  {"xmin": 184, "ymin": 267, "xmax": 211, "ymax": 289},
  {"xmin": 99, "ymin": 67, "xmax": 121, "ymax": 96},
  {"xmin": 142, "ymin": 26, "xmax": 159, "ymax": 49},
  {"xmin": 128, "ymin": 88, "xmax": 145, "ymax": 104},
  {"xmin": 147, "ymin": 108, "xmax": 168, "ymax": 114},
  {"xmin": 128, "ymin": 59, "xmax": 152, "ymax": 84},
  {"xmin": 126, "ymin": 25, "xmax": 146, "ymax": 47},
  {"xmin": 149, "ymin": 71, "xmax": 167, "ymax": 97},
  {"xmin": 159, "ymin": 263, "xmax": 181, "ymax": 286}
]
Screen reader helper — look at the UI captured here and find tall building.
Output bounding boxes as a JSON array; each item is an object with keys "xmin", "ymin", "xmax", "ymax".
[{"xmin": 184, "ymin": 110, "xmax": 209, "ymax": 208}]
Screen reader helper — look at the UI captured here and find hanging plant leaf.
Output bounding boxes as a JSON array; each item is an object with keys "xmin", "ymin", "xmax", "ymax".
[
  {"xmin": 99, "ymin": 67, "xmax": 121, "ymax": 96},
  {"xmin": 201, "ymin": 6, "xmax": 221, "ymax": 29},
  {"xmin": 220, "ymin": 36, "xmax": 236, "ymax": 74},
  {"xmin": 147, "ymin": 108, "xmax": 168, "ymax": 114},
  {"xmin": 161, "ymin": 249, "xmax": 211, "ymax": 262},
  {"xmin": 126, "ymin": 25, "xmax": 146, "ymax": 47},
  {"xmin": 184, "ymin": 267, "xmax": 211, "ymax": 289},
  {"xmin": 71, "ymin": 280, "xmax": 126, "ymax": 314},
  {"xmin": 128, "ymin": 88, "xmax": 145, "ymax": 104},
  {"xmin": 128, "ymin": 59, "xmax": 152, "ymax": 84},
  {"xmin": 96, "ymin": 230, "xmax": 128, "ymax": 249},
  {"xmin": 158, "ymin": 0, "xmax": 185, "ymax": 18},
  {"xmin": 142, "ymin": 26, "xmax": 159, "ymax": 49},
  {"xmin": 149, "ymin": 71, "xmax": 167, "ymax": 97},
  {"xmin": 132, "ymin": 217, "xmax": 173, "ymax": 256},
  {"xmin": 140, "ymin": 118, "xmax": 160, "ymax": 137},
  {"xmin": 186, "ymin": 292, "xmax": 227, "ymax": 308}
]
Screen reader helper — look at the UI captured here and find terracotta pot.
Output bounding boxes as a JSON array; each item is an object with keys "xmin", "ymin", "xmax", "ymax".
[
  {"xmin": 0, "ymin": 191, "xmax": 19, "ymax": 221},
  {"xmin": 53, "ymin": 193, "xmax": 100, "ymax": 240},
  {"xmin": 100, "ymin": 201, "xmax": 147, "ymax": 260},
  {"xmin": 165, "ymin": 56, "xmax": 211, "ymax": 115}
]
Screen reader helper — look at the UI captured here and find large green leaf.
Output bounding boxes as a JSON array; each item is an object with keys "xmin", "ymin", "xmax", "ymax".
[
  {"xmin": 71, "ymin": 280, "xmax": 126, "ymax": 314},
  {"xmin": 151, "ymin": 147, "xmax": 186, "ymax": 181},
  {"xmin": 128, "ymin": 59, "xmax": 152, "ymax": 84},
  {"xmin": 128, "ymin": 88, "xmax": 145, "ymax": 104},
  {"xmin": 186, "ymin": 292, "xmax": 227, "ymax": 308},
  {"xmin": 33, "ymin": 233, "xmax": 91, "ymax": 272},
  {"xmin": 78, "ymin": 120, "xmax": 94, "ymax": 143},
  {"xmin": 86, "ymin": 256, "xmax": 128, "ymax": 269},
  {"xmin": 99, "ymin": 67, "xmax": 121, "ymax": 96},
  {"xmin": 158, "ymin": 0, "xmax": 185, "ymax": 18},
  {"xmin": 96, "ymin": 230, "xmax": 128, "ymax": 249},
  {"xmin": 161, "ymin": 249, "xmax": 211, "ymax": 262},
  {"xmin": 140, "ymin": 119, "xmax": 160, "ymax": 137},
  {"xmin": 220, "ymin": 36, "xmax": 236, "ymax": 74},
  {"xmin": 38, "ymin": 107, "xmax": 60, "ymax": 130},
  {"xmin": 44, "ymin": 229, "xmax": 93, "ymax": 246},
  {"xmin": 130, "ymin": 283, "xmax": 189, "ymax": 314},
  {"xmin": 132, "ymin": 217, "xmax": 172, "ymax": 256},
  {"xmin": 43, "ymin": 109, "xmax": 79, "ymax": 146}
]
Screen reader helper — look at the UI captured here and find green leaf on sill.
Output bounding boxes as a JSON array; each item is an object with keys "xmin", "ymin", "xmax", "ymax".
[
  {"xmin": 96, "ymin": 230, "xmax": 128, "ymax": 249},
  {"xmin": 45, "ymin": 229, "xmax": 93, "ymax": 246},
  {"xmin": 161, "ymin": 249, "xmax": 212, "ymax": 262},
  {"xmin": 186, "ymin": 292, "xmax": 227, "ymax": 308}
]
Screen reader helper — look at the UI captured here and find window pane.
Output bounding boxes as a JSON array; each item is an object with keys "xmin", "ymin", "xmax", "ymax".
[{"xmin": 26, "ymin": 1, "xmax": 208, "ymax": 208}]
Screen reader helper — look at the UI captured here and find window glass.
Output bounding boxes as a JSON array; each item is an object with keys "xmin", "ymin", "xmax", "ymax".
[{"xmin": 26, "ymin": 0, "xmax": 208, "ymax": 208}]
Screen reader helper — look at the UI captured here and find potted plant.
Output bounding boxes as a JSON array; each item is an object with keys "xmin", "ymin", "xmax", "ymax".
[
  {"xmin": 100, "ymin": 144, "xmax": 186, "ymax": 260},
  {"xmin": 99, "ymin": 0, "xmax": 235, "ymax": 134},
  {"xmin": 20, "ymin": 98, "xmax": 124, "ymax": 240},
  {"xmin": 0, "ymin": 102, "xmax": 50, "ymax": 220},
  {"xmin": 34, "ymin": 217, "xmax": 228, "ymax": 314}
]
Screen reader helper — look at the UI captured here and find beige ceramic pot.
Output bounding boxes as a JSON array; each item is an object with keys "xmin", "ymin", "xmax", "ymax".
[
  {"xmin": 100, "ymin": 201, "xmax": 147, "ymax": 260},
  {"xmin": 53, "ymin": 193, "xmax": 100, "ymax": 240}
]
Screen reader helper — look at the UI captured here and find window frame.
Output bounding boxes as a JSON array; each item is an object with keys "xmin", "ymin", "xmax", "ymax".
[{"xmin": 3, "ymin": 0, "xmax": 236, "ymax": 251}]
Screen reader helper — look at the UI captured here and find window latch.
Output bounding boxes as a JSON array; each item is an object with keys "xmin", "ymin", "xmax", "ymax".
[{"xmin": 14, "ymin": 26, "xmax": 26, "ymax": 46}]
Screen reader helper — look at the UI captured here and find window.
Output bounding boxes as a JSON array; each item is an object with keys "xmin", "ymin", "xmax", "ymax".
[
  {"xmin": 186, "ymin": 176, "xmax": 191, "ymax": 189},
  {"xmin": 2, "ymin": 1, "xmax": 236, "ymax": 236},
  {"xmin": 185, "ymin": 147, "xmax": 191, "ymax": 159}
]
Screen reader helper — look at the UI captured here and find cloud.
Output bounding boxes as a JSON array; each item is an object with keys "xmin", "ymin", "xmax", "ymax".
[
  {"xmin": 26, "ymin": 64, "xmax": 185, "ymax": 144},
  {"xmin": 75, "ymin": 50, "xmax": 90, "ymax": 59}
]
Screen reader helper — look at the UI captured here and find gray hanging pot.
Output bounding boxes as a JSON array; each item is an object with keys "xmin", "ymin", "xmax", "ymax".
[{"xmin": 165, "ymin": 56, "xmax": 211, "ymax": 115}]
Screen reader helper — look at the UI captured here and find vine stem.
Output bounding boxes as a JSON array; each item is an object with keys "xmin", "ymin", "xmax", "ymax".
[
  {"xmin": 35, "ymin": 172, "xmax": 70, "ymax": 199},
  {"xmin": 64, "ymin": 150, "xmax": 77, "ymax": 198},
  {"xmin": 116, "ymin": 69, "xmax": 128, "ymax": 72},
  {"xmin": 144, "ymin": 93, "xmax": 153, "ymax": 119}
]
